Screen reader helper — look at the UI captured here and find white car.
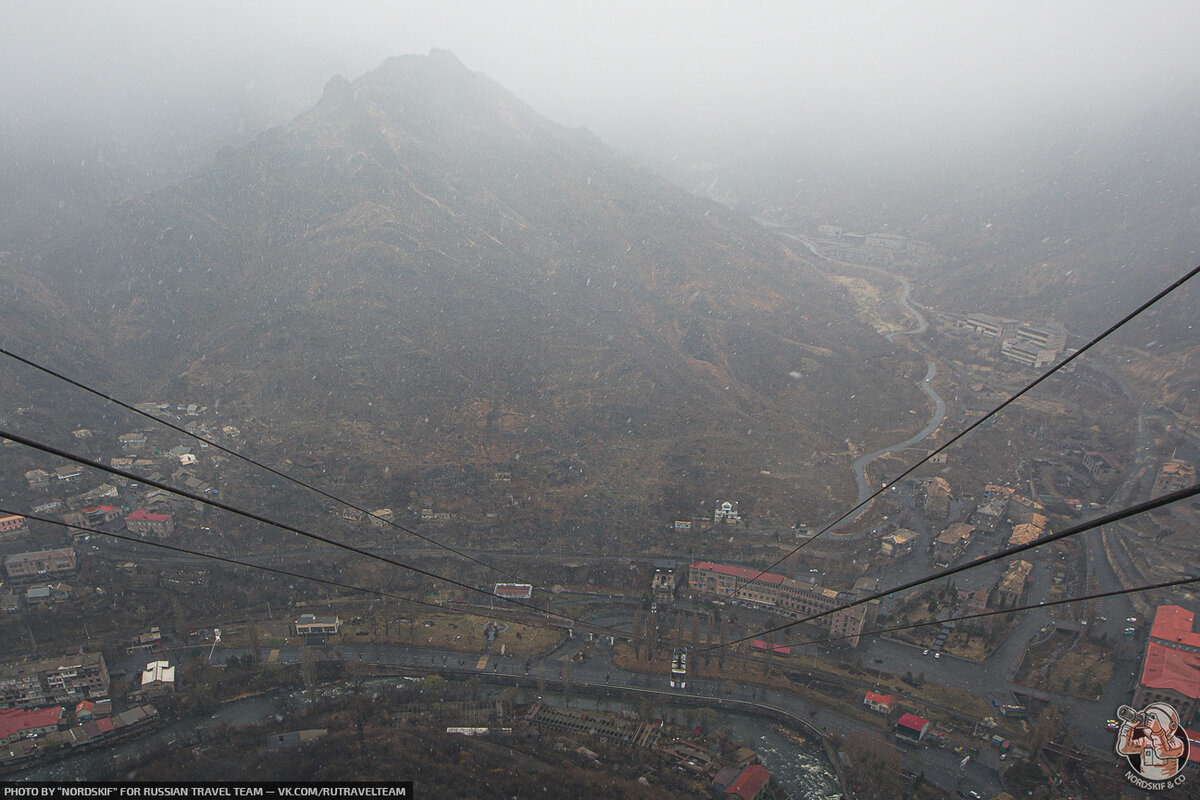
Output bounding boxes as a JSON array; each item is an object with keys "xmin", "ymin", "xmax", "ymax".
[{"xmin": 923, "ymin": 649, "xmax": 929, "ymax": 656}]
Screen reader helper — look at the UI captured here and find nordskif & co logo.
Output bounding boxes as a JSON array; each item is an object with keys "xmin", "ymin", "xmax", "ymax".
[{"xmin": 1114, "ymin": 702, "xmax": 1189, "ymax": 790}]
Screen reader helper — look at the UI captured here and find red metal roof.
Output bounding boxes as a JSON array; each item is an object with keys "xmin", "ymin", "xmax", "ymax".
[
  {"xmin": 127, "ymin": 509, "xmax": 170, "ymax": 522},
  {"xmin": 725, "ymin": 764, "xmax": 770, "ymax": 800},
  {"xmin": 750, "ymin": 639, "xmax": 791, "ymax": 655},
  {"xmin": 1141, "ymin": 642, "xmax": 1200, "ymax": 699},
  {"xmin": 897, "ymin": 713, "xmax": 929, "ymax": 732},
  {"xmin": 0, "ymin": 706, "xmax": 62, "ymax": 739},
  {"xmin": 690, "ymin": 562, "xmax": 784, "ymax": 585},
  {"xmin": 1151, "ymin": 605, "xmax": 1200, "ymax": 648},
  {"xmin": 864, "ymin": 691, "xmax": 893, "ymax": 707}
]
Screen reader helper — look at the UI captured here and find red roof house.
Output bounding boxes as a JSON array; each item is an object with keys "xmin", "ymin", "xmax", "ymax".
[
  {"xmin": 725, "ymin": 764, "xmax": 771, "ymax": 800},
  {"xmin": 863, "ymin": 691, "xmax": 894, "ymax": 714}
]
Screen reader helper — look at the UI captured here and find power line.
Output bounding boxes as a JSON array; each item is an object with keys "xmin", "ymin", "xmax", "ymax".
[
  {"xmin": 2, "ymin": 507, "xmax": 555, "ymax": 630},
  {"xmin": 739, "ymin": 261, "xmax": 1200, "ymax": 586},
  {"xmin": 0, "ymin": 426, "xmax": 554, "ymax": 620},
  {"xmin": 7, "ymin": 506, "xmax": 619, "ymax": 638},
  {"xmin": 704, "ymin": 480, "xmax": 1200, "ymax": 654},
  {"xmin": 784, "ymin": 573, "xmax": 1200, "ymax": 649},
  {"xmin": 0, "ymin": 344, "xmax": 524, "ymax": 583}
]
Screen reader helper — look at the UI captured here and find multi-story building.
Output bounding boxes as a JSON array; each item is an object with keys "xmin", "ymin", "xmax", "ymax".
[
  {"xmin": 959, "ymin": 314, "xmax": 1020, "ymax": 340},
  {"xmin": 125, "ymin": 509, "xmax": 174, "ymax": 538},
  {"xmin": 932, "ymin": 523, "xmax": 975, "ymax": 565},
  {"xmin": 3, "ymin": 548, "xmax": 77, "ymax": 580},
  {"xmin": 1001, "ymin": 337, "xmax": 1058, "ymax": 368},
  {"xmin": 0, "ymin": 652, "xmax": 109, "ymax": 709},
  {"xmin": 1082, "ymin": 451, "xmax": 1120, "ymax": 480},
  {"xmin": 880, "ymin": 529, "xmax": 917, "ymax": 558},
  {"xmin": 1152, "ymin": 459, "xmax": 1196, "ymax": 499},
  {"xmin": 1015, "ymin": 322, "xmax": 1067, "ymax": 352},
  {"xmin": 1133, "ymin": 605, "xmax": 1200, "ymax": 725},
  {"xmin": 921, "ymin": 477, "xmax": 952, "ymax": 519},
  {"xmin": 0, "ymin": 515, "xmax": 26, "ymax": 534},
  {"xmin": 993, "ymin": 560, "xmax": 1033, "ymax": 608},
  {"xmin": 1008, "ymin": 522, "xmax": 1045, "ymax": 549},
  {"xmin": 690, "ymin": 562, "xmax": 875, "ymax": 647},
  {"xmin": 688, "ymin": 562, "xmax": 783, "ymax": 607}
]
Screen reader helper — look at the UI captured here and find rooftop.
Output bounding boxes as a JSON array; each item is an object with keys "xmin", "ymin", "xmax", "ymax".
[
  {"xmin": 1141, "ymin": 643, "xmax": 1200, "ymax": 700},
  {"xmin": 1151, "ymin": 605, "xmax": 1200, "ymax": 649},
  {"xmin": 127, "ymin": 509, "xmax": 171, "ymax": 522},
  {"xmin": 690, "ymin": 562, "xmax": 784, "ymax": 585},
  {"xmin": 725, "ymin": 764, "xmax": 770, "ymax": 800}
]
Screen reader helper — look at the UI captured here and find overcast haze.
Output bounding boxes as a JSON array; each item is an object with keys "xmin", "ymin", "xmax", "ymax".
[{"xmin": 5, "ymin": 0, "xmax": 1200, "ymax": 162}]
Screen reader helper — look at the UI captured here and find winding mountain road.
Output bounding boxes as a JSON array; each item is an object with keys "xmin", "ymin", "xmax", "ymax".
[{"xmin": 786, "ymin": 233, "xmax": 946, "ymax": 530}]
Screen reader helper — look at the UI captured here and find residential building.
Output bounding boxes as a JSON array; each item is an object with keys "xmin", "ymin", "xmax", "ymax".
[
  {"xmin": 922, "ymin": 478, "xmax": 951, "ymax": 519},
  {"xmin": 1008, "ymin": 522, "xmax": 1045, "ymax": 548},
  {"xmin": 81, "ymin": 505, "xmax": 123, "ymax": 525},
  {"xmin": 0, "ymin": 514, "xmax": 26, "ymax": 533},
  {"xmin": 969, "ymin": 496, "xmax": 1008, "ymax": 532},
  {"xmin": 932, "ymin": 523, "xmax": 975, "ymax": 565},
  {"xmin": 651, "ymin": 560, "xmax": 677, "ymax": 598},
  {"xmin": 54, "ymin": 465, "xmax": 82, "ymax": 483},
  {"xmin": 1133, "ymin": 605, "xmax": 1200, "ymax": 724},
  {"xmin": 880, "ymin": 529, "xmax": 917, "ymax": 558},
  {"xmin": 0, "ymin": 652, "xmax": 109, "ymax": 709},
  {"xmin": 994, "ymin": 561, "xmax": 1033, "ymax": 608},
  {"xmin": 3, "ymin": 548, "xmax": 76, "ymax": 579},
  {"xmin": 713, "ymin": 500, "xmax": 741, "ymax": 524},
  {"xmin": 863, "ymin": 691, "xmax": 894, "ymax": 715},
  {"xmin": 294, "ymin": 614, "xmax": 341, "ymax": 636},
  {"xmin": 1152, "ymin": 459, "xmax": 1196, "ymax": 499},
  {"xmin": 125, "ymin": 509, "xmax": 174, "ymax": 538}
]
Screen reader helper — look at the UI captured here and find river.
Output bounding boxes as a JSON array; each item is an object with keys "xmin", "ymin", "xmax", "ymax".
[{"xmin": 12, "ymin": 682, "xmax": 839, "ymax": 798}]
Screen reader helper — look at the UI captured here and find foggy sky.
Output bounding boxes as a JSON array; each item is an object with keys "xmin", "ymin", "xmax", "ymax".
[{"xmin": 4, "ymin": 1, "xmax": 1200, "ymax": 162}]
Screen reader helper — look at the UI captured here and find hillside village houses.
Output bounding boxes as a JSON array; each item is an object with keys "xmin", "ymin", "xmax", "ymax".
[{"xmin": 713, "ymin": 500, "xmax": 742, "ymax": 524}]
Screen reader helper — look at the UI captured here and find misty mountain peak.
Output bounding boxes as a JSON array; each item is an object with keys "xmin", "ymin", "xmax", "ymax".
[{"xmin": 317, "ymin": 74, "xmax": 356, "ymax": 111}]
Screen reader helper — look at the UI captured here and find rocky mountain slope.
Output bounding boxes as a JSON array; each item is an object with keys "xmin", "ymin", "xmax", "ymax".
[{"xmin": 22, "ymin": 51, "xmax": 926, "ymax": 539}]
